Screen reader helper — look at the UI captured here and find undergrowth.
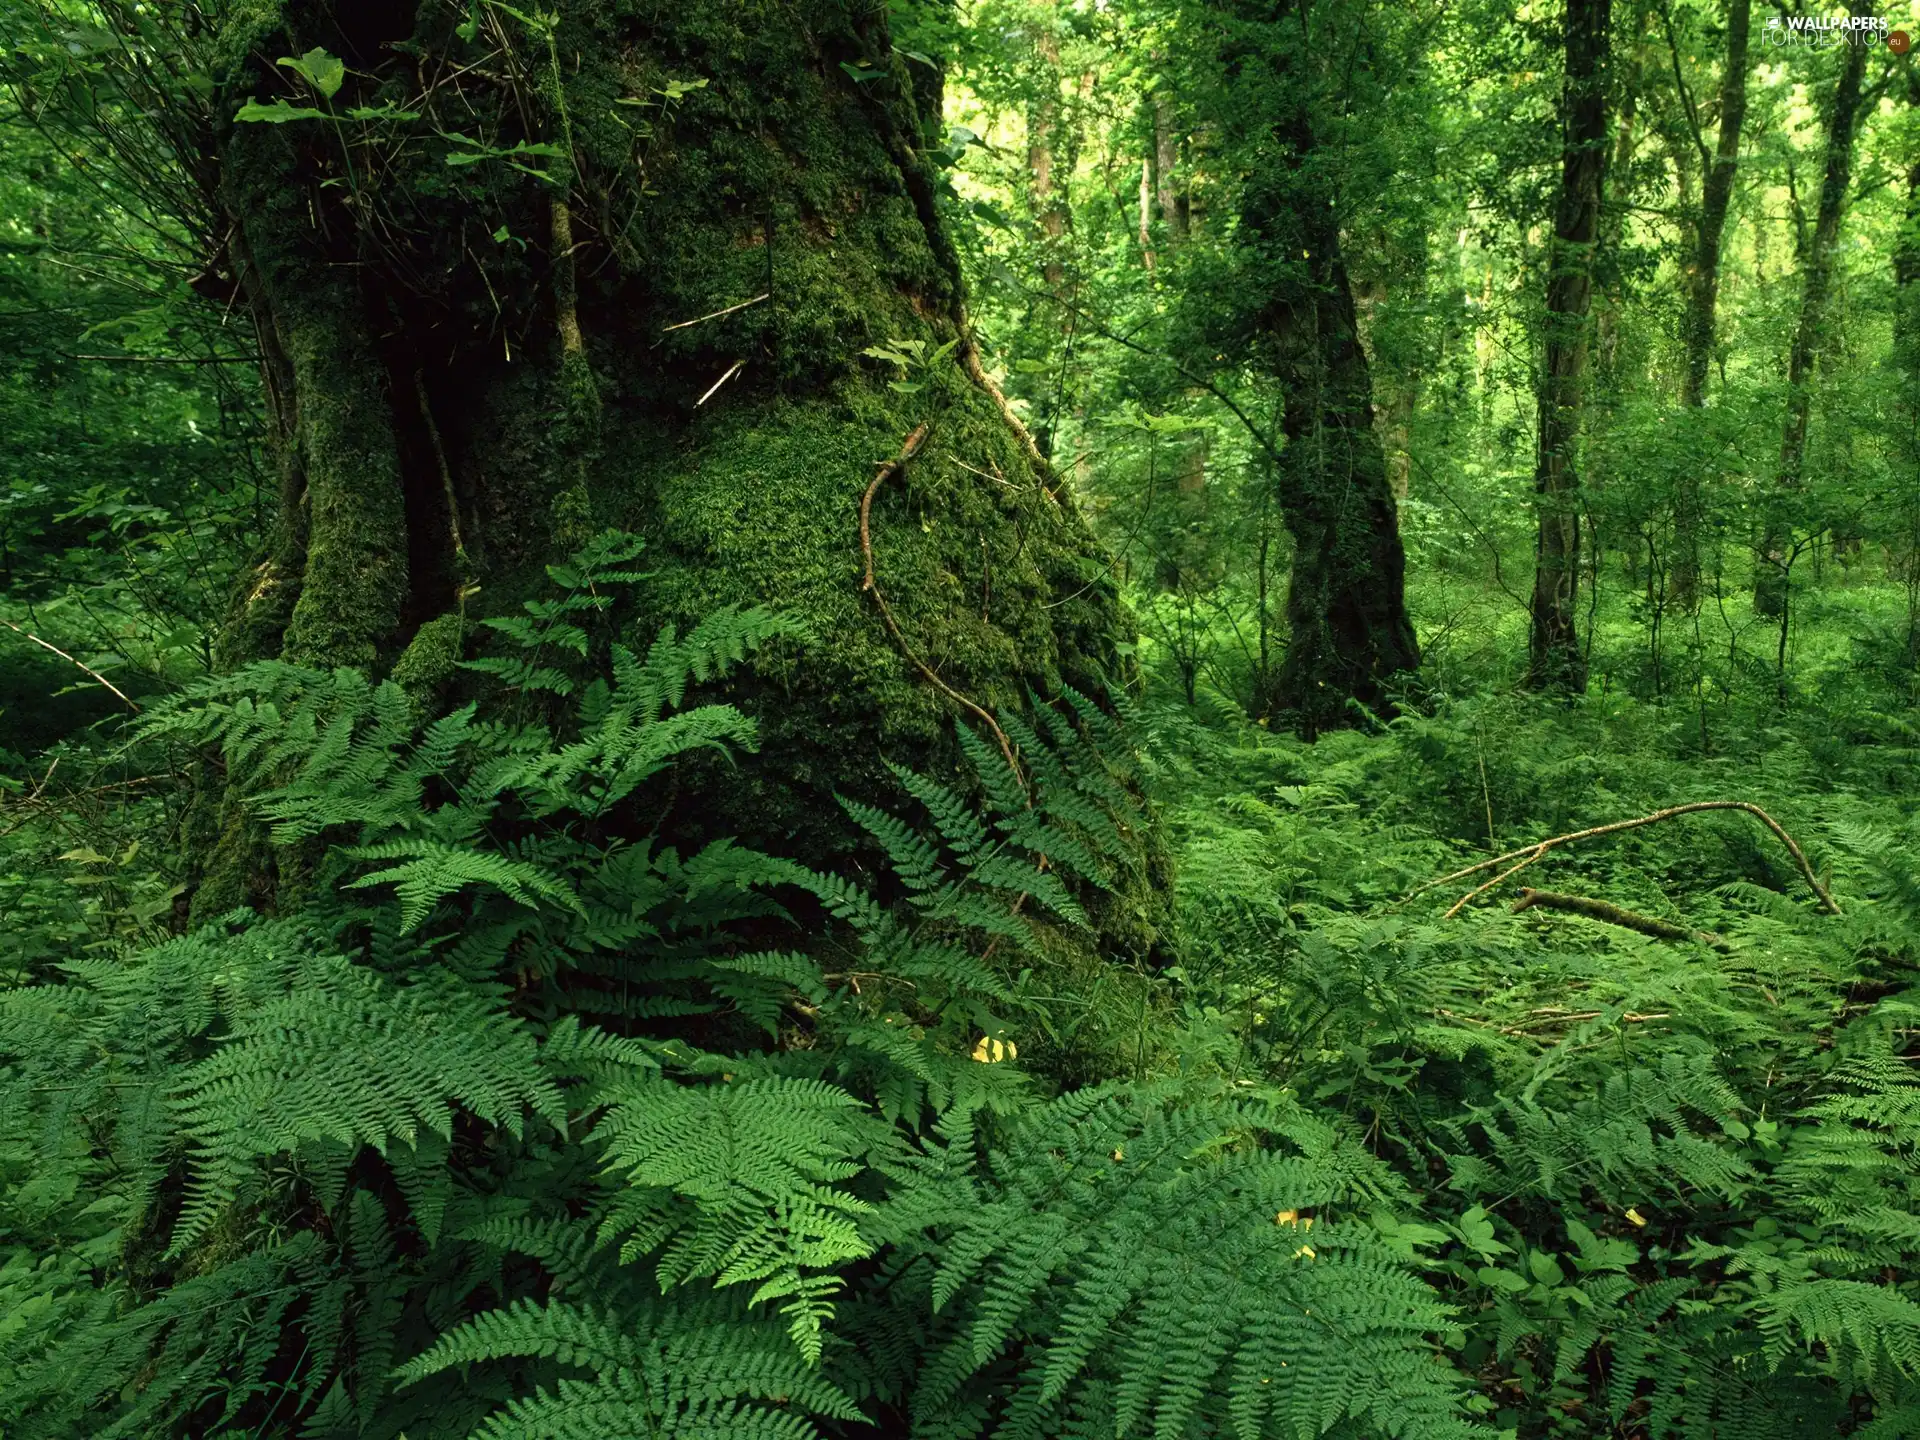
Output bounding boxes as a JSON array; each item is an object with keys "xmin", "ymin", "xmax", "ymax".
[{"xmin": 5, "ymin": 533, "xmax": 1920, "ymax": 1437}]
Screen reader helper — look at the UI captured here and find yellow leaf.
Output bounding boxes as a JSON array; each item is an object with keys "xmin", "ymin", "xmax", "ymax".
[{"xmin": 1625, "ymin": 1208, "xmax": 1647, "ymax": 1227}]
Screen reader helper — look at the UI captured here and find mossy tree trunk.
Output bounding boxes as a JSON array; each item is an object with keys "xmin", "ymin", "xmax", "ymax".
[
  {"xmin": 1258, "ymin": 238, "xmax": 1421, "ymax": 737},
  {"xmin": 1525, "ymin": 0, "xmax": 1611, "ymax": 694},
  {"xmin": 1218, "ymin": 4, "xmax": 1420, "ymax": 738},
  {"xmin": 188, "ymin": 1, "xmax": 1160, "ymax": 957}
]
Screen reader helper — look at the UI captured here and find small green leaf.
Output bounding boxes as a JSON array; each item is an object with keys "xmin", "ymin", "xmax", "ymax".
[
  {"xmin": 277, "ymin": 47, "xmax": 345, "ymax": 100},
  {"xmin": 839, "ymin": 61, "xmax": 889, "ymax": 83},
  {"xmin": 235, "ymin": 99, "xmax": 328, "ymax": 124},
  {"xmin": 971, "ymin": 199, "xmax": 1012, "ymax": 230},
  {"xmin": 1476, "ymin": 1265, "xmax": 1530, "ymax": 1293},
  {"xmin": 490, "ymin": 1, "xmax": 555, "ymax": 34}
]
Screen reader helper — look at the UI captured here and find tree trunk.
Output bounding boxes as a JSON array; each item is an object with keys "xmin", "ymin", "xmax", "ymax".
[
  {"xmin": 1152, "ymin": 87, "xmax": 1189, "ymax": 240},
  {"xmin": 1029, "ymin": 24, "xmax": 1068, "ymax": 291},
  {"xmin": 189, "ymin": 3, "xmax": 1156, "ymax": 955},
  {"xmin": 1755, "ymin": 11, "xmax": 1869, "ymax": 618},
  {"xmin": 1352, "ymin": 275, "xmax": 1415, "ymax": 511},
  {"xmin": 1223, "ymin": 9, "xmax": 1418, "ymax": 736},
  {"xmin": 1671, "ymin": 0, "xmax": 1751, "ymax": 610},
  {"xmin": 1526, "ymin": 0, "xmax": 1612, "ymax": 693},
  {"xmin": 1138, "ymin": 155, "xmax": 1156, "ymax": 269},
  {"xmin": 1265, "ymin": 245, "xmax": 1421, "ymax": 736}
]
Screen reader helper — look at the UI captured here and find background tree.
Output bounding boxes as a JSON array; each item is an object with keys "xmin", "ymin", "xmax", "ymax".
[
  {"xmin": 1668, "ymin": 0, "xmax": 1752, "ymax": 608},
  {"xmin": 1755, "ymin": 9, "xmax": 1872, "ymax": 621},
  {"xmin": 1171, "ymin": 0, "xmax": 1424, "ymax": 735},
  {"xmin": 1526, "ymin": 0, "xmax": 1614, "ymax": 692}
]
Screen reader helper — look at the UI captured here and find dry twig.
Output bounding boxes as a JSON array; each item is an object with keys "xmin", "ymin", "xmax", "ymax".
[{"xmin": 0, "ymin": 618, "xmax": 140, "ymax": 713}]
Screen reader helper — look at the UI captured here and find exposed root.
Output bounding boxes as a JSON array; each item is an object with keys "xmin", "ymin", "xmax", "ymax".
[
  {"xmin": 550, "ymin": 196, "xmax": 586, "ymax": 359},
  {"xmin": 859, "ymin": 423, "xmax": 1023, "ymax": 786},
  {"xmin": 959, "ymin": 333, "xmax": 1042, "ymax": 464},
  {"xmin": 413, "ymin": 370, "xmax": 474, "ymax": 578}
]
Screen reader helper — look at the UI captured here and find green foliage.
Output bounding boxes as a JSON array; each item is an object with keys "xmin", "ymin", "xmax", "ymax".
[
  {"xmin": 0, "ymin": 536, "xmax": 1476, "ymax": 1438},
  {"xmin": 5, "ymin": 0, "xmax": 1920, "ymax": 1434},
  {"xmin": 1156, "ymin": 685, "xmax": 1920, "ymax": 1435}
]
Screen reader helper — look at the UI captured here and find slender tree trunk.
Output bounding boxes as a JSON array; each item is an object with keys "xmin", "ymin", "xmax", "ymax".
[
  {"xmin": 1526, "ymin": 0, "xmax": 1612, "ymax": 693},
  {"xmin": 1152, "ymin": 87, "xmax": 1189, "ymax": 239},
  {"xmin": 1586, "ymin": 40, "xmax": 1639, "ymax": 593},
  {"xmin": 1755, "ymin": 11, "xmax": 1869, "ymax": 618},
  {"xmin": 1029, "ymin": 26, "xmax": 1068, "ymax": 290},
  {"xmin": 1671, "ymin": 0, "xmax": 1751, "ymax": 610},
  {"xmin": 1138, "ymin": 156, "xmax": 1156, "ymax": 269},
  {"xmin": 188, "ymin": 3, "xmax": 1156, "ymax": 953},
  {"xmin": 1352, "ymin": 275, "xmax": 1415, "ymax": 511}
]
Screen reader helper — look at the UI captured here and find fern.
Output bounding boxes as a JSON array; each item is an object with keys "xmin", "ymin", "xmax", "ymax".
[{"xmin": 0, "ymin": 534, "xmax": 1490, "ymax": 1440}]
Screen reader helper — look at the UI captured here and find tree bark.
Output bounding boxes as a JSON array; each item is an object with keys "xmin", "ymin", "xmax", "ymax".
[
  {"xmin": 1221, "ymin": 9, "xmax": 1418, "ymax": 736},
  {"xmin": 1265, "ymin": 244, "xmax": 1421, "ymax": 736},
  {"xmin": 1152, "ymin": 87, "xmax": 1189, "ymax": 240},
  {"xmin": 1526, "ymin": 0, "xmax": 1613, "ymax": 693},
  {"xmin": 1671, "ymin": 0, "xmax": 1752, "ymax": 611},
  {"xmin": 187, "ymin": 3, "xmax": 1158, "ymax": 955},
  {"xmin": 1029, "ymin": 23, "xmax": 1068, "ymax": 291},
  {"xmin": 1755, "ymin": 11, "xmax": 1869, "ymax": 618},
  {"xmin": 1138, "ymin": 155, "xmax": 1156, "ymax": 269}
]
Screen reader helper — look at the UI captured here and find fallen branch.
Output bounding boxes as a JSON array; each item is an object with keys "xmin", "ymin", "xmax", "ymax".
[
  {"xmin": 0, "ymin": 618, "xmax": 140, "ymax": 713},
  {"xmin": 1510, "ymin": 888, "xmax": 1727, "ymax": 949},
  {"xmin": 1406, "ymin": 800, "xmax": 1839, "ymax": 916}
]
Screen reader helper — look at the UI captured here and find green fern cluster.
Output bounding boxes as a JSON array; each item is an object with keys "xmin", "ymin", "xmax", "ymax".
[
  {"xmin": 1159, "ymin": 689, "xmax": 1920, "ymax": 1436},
  {"xmin": 0, "ymin": 532, "xmax": 1479, "ymax": 1439}
]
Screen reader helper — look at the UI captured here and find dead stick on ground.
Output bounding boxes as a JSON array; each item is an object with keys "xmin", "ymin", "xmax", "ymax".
[
  {"xmin": 859, "ymin": 424, "xmax": 1024, "ymax": 787},
  {"xmin": 0, "ymin": 618, "xmax": 140, "ymax": 713},
  {"xmin": 661, "ymin": 292, "xmax": 769, "ymax": 332},
  {"xmin": 1510, "ymin": 888, "xmax": 1727, "ymax": 949},
  {"xmin": 1405, "ymin": 800, "xmax": 1840, "ymax": 916}
]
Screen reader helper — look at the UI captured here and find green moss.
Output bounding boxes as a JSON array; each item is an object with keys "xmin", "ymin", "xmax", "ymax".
[
  {"xmin": 195, "ymin": 1, "xmax": 1166, "ymax": 962},
  {"xmin": 219, "ymin": 117, "xmax": 408, "ymax": 673},
  {"xmin": 390, "ymin": 612, "xmax": 466, "ymax": 706},
  {"xmin": 272, "ymin": 297, "xmax": 409, "ymax": 671}
]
